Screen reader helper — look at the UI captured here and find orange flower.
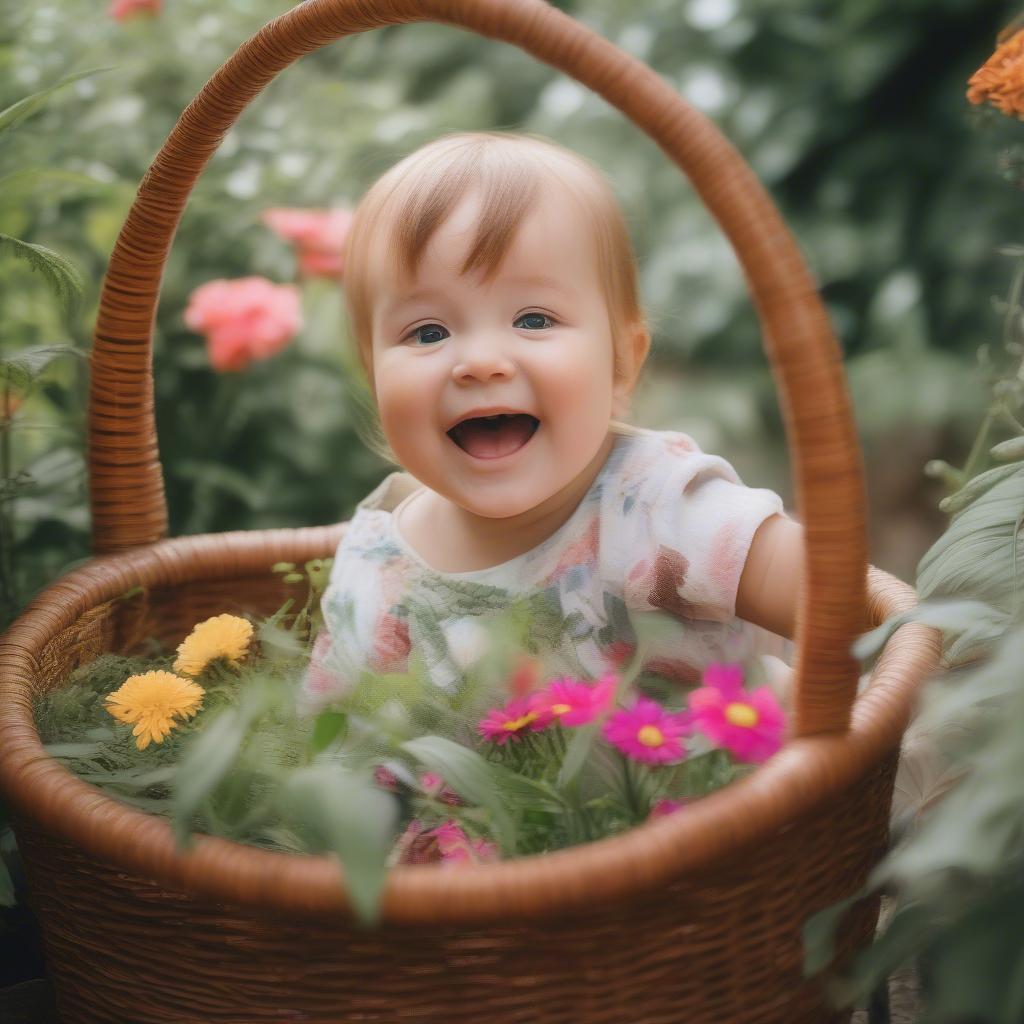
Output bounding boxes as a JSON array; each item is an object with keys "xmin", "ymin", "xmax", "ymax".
[
  {"xmin": 968, "ymin": 27, "xmax": 1024, "ymax": 118},
  {"xmin": 1, "ymin": 390, "xmax": 22, "ymax": 421}
]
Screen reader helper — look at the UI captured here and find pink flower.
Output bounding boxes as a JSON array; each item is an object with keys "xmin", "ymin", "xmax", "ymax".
[
  {"xmin": 507, "ymin": 655, "xmax": 542, "ymax": 699},
  {"xmin": 184, "ymin": 277, "xmax": 302, "ymax": 372},
  {"xmin": 603, "ymin": 697, "xmax": 690, "ymax": 765},
  {"xmin": 604, "ymin": 642, "xmax": 636, "ymax": 670},
  {"xmin": 529, "ymin": 672, "xmax": 616, "ymax": 730},
  {"xmin": 373, "ymin": 765, "xmax": 399, "ymax": 792},
  {"xmin": 429, "ymin": 820, "xmax": 499, "ymax": 866},
  {"xmin": 261, "ymin": 208, "xmax": 353, "ymax": 279},
  {"xmin": 108, "ymin": 0, "xmax": 161, "ymax": 19},
  {"xmin": 688, "ymin": 663, "xmax": 786, "ymax": 764},
  {"xmin": 478, "ymin": 697, "xmax": 540, "ymax": 745},
  {"xmin": 419, "ymin": 772, "xmax": 461, "ymax": 806},
  {"xmin": 649, "ymin": 798, "xmax": 687, "ymax": 819}
]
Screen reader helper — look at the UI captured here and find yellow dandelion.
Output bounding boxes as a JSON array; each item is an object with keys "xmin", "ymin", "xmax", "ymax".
[
  {"xmin": 105, "ymin": 670, "xmax": 205, "ymax": 750},
  {"xmin": 968, "ymin": 27, "xmax": 1024, "ymax": 118},
  {"xmin": 172, "ymin": 613, "xmax": 254, "ymax": 677}
]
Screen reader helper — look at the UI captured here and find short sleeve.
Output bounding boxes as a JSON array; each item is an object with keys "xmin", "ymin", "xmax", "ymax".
[{"xmin": 616, "ymin": 431, "xmax": 784, "ymax": 623}]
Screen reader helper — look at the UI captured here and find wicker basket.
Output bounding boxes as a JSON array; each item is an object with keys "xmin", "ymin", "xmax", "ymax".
[{"xmin": 0, "ymin": 1, "xmax": 940, "ymax": 1021}]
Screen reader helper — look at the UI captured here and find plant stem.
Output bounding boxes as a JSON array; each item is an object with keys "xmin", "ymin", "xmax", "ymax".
[
  {"xmin": 622, "ymin": 754, "xmax": 640, "ymax": 821},
  {"xmin": 960, "ymin": 410, "xmax": 997, "ymax": 484},
  {"xmin": 0, "ymin": 383, "xmax": 17, "ymax": 623}
]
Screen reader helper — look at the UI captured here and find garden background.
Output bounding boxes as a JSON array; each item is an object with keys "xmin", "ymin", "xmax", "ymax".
[
  {"xmin": 3, "ymin": 0, "xmax": 1021, "ymax": 633},
  {"xmin": 1, "ymin": 0, "xmax": 1020, "ymax": 1008}
]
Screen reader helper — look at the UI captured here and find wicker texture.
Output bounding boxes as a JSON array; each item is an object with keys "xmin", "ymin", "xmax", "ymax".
[{"xmin": 0, "ymin": 0, "xmax": 942, "ymax": 1020}]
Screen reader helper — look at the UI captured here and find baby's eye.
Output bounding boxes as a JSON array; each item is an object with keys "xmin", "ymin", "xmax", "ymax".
[
  {"xmin": 514, "ymin": 312, "xmax": 555, "ymax": 331},
  {"xmin": 406, "ymin": 323, "xmax": 449, "ymax": 346}
]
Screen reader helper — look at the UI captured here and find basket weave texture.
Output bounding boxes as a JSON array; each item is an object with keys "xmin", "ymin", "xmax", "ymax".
[{"xmin": 0, "ymin": 1, "xmax": 940, "ymax": 1021}]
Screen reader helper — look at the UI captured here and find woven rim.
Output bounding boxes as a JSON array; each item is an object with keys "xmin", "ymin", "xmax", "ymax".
[
  {"xmin": 91, "ymin": 0, "xmax": 865, "ymax": 737},
  {"xmin": 0, "ymin": 537, "xmax": 938, "ymax": 923}
]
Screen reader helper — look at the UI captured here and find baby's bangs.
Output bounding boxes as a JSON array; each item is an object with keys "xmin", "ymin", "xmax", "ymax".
[{"xmin": 383, "ymin": 141, "xmax": 546, "ymax": 282}]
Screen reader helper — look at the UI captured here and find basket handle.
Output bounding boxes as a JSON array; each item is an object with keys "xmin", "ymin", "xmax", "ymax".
[{"xmin": 89, "ymin": 0, "xmax": 867, "ymax": 737}]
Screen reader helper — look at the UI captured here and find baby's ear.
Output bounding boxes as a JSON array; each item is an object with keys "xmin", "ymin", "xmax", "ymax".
[{"xmin": 613, "ymin": 320, "xmax": 651, "ymax": 410}]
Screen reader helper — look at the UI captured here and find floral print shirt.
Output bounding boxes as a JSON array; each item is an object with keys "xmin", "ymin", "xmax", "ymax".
[{"xmin": 299, "ymin": 428, "xmax": 785, "ymax": 716}]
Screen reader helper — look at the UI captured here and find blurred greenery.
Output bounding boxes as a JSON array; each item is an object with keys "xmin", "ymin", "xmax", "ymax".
[
  {"xmin": 0, "ymin": 0, "xmax": 1019, "ymax": 628},
  {"xmin": 802, "ymin": 251, "xmax": 1024, "ymax": 1018}
]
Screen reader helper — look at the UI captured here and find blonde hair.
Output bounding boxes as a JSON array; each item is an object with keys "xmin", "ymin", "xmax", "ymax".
[{"xmin": 341, "ymin": 131, "xmax": 650, "ymax": 465}]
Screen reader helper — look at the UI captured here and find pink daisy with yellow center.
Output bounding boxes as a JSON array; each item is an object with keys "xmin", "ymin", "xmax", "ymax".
[
  {"xmin": 602, "ymin": 697, "xmax": 689, "ymax": 765},
  {"xmin": 478, "ymin": 697, "xmax": 540, "ymax": 745},
  {"xmin": 529, "ymin": 672, "xmax": 616, "ymax": 730},
  {"xmin": 688, "ymin": 663, "xmax": 786, "ymax": 764}
]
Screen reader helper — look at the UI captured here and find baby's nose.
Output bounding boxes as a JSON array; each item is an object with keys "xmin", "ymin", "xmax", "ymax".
[{"xmin": 451, "ymin": 339, "xmax": 516, "ymax": 383}]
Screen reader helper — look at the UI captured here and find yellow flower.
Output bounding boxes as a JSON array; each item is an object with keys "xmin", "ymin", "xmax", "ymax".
[
  {"xmin": 105, "ymin": 670, "xmax": 205, "ymax": 750},
  {"xmin": 968, "ymin": 27, "xmax": 1024, "ymax": 118},
  {"xmin": 173, "ymin": 613, "xmax": 254, "ymax": 677}
]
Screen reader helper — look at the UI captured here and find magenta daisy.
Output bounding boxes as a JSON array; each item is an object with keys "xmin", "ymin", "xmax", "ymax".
[
  {"xmin": 477, "ymin": 697, "xmax": 540, "ymax": 744},
  {"xmin": 688, "ymin": 662, "xmax": 786, "ymax": 764},
  {"xmin": 429, "ymin": 820, "xmax": 499, "ymax": 865},
  {"xmin": 529, "ymin": 672, "xmax": 616, "ymax": 730},
  {"xmin": 649, "ymin": 798, "xmax": 687, "ymax": 819},
  {"xmin": 602, "ymin": 697, "xmax": 689, "ymax": 765}
]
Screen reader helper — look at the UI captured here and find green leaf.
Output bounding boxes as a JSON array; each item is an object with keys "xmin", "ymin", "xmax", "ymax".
[
  {"xmin": 917, "ymin": 461, "xmax": 1024, "ymax": 662},
  {"xmin": 921, "ymin": 882, "xmax": 1024, "ymax": 1024},
  {"xmin": 0, "ymin": 67, "xmax": 114, "ymax": 136},
  {"xmin": 487, "ymin": 761, "xmax": 565, "ymax": 814},
  {"xmin": 401, "ymin": 735, "xmax": 516, "ymax": 851},
  {"xmin": 851, "ymin": 599, "xmax": 1006, "ymax": 661},
  {"xmin": 556, "ymin": 721, "xmax": 600, "ymax": 789},
  {"xmin": 991, "ymin": 436, "xmax": 1024, "ymax": 464},
  {"xmin": 0, "ymin": 345, "xmax": 85, "ymax": 391},
  {"xmin": 0, "ymin": 237, "xmax": 84, "ymax": 317},
  {"xmin": 0, "ymin": 167, "xmax": 113, "ymax": 201},
  {"xmin": 311, "ymin": 711, "xmax": 348, "ymax": 754},
  {"xmin": 280, "ymin": 764, "xmax": 398, "ymax": 925},
  {"xmin": 937, "ymin": 462, "xmax": 1022, "ymax": 516},
  {"xmin": 802, "ymin": 891, "xmax": 862, "ymax": 977},
  {"xmin": 170, "ymin": 683, "xmax": 276, "ymax": 848}
]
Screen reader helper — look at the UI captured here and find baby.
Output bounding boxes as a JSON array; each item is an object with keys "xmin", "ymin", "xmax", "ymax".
[{"xmin": 299, "ymin": 131, "xmax": 805, "ymax": 712}]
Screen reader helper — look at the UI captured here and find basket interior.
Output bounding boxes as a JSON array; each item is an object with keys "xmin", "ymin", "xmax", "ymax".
[{"xmin": 33, "ymin": 570, "xmax": 306, "ymax": 702}]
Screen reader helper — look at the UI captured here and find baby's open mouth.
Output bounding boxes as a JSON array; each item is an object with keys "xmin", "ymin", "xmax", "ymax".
[{"xmin": 447, "ymin": 413, "xmax": 540, "ymax": 460}]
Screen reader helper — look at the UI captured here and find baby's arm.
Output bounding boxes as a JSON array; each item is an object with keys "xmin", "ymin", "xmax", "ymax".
[{"xmin": 735, "ymin": 514, "xmax": 805, "ymax": 641}]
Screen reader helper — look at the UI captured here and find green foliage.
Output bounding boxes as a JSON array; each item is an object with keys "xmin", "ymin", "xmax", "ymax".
[
  {"xmin": 400, "ymin": 736, "xmax": 518, "ymax": 852},
  {"xmin": 280, "ymin": 765, "xmax": 398, "ymax": 926},
  {"xmin": 805, "ymin": 249, "xmax": 1024, "ymax": 1018},
  {"xmin": 0, "ymin": 67, "xmax": 112, "ymax": 137},
  {"xmin": 0, "ymin": 238, "xmax": 83, "ymax": 317}
]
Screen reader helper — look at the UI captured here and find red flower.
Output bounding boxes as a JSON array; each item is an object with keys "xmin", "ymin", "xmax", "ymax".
[
  {"xmin": 108, "ymin": 0, "xmax": 161, "ymax": 19},
  {"xmin": 184, "ymin": 277, "xmax": 302, "ymax": 372},
  {"xmin": 261, "ymin": 208, "xmax": 354, "ymax": 279}
]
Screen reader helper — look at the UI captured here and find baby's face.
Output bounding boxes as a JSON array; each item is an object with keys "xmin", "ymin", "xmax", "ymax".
[{"xmin": 368, "ymin": 183, "xmax": 623, "ymax": 520}]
